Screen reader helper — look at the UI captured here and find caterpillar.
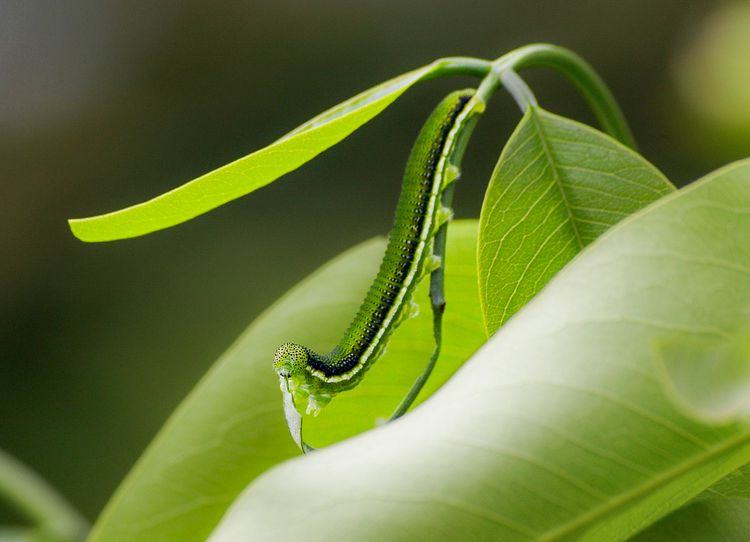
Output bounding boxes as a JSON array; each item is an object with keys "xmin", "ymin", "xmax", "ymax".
[{"xmin": 273, "ymin": 89, "xmax": 479, "ymax": 419}]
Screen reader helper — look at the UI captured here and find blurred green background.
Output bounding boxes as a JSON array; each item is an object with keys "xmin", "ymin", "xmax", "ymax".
[{"xmin": 2, "ymin": 0, "xmax": 749, "ymax": 523}]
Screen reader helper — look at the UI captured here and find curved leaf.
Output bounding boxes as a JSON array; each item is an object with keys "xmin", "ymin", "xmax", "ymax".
[
  {"xmin": 86, "ymin": 221, "xmax": 482, "ymax": 542},
  {"xmin": 69, "ymin": 64, "xmax": 438, "ymax": 242},
  {"xmin": 208, "ymin": 161, "xmax": 750, "ymax": 542},
  {"xmin": 478, "ymin": 107, "xmax": 673, "ymax": 335}
]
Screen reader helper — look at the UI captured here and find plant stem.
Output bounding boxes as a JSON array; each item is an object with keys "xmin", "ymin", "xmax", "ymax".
[
  {"xmin": 0, "ymin": 449, "xmax": 88, "ymax": 542},
  {"xmin": 499, "ymin": 70, "xmax": 538, "ymax": 113},
  {"xmin": 430, "ymin": 44, "xmax": 636, "ymax": 150},
  {"xmin": 428, "ymin": 57, "xmax": 493, "ymax": 80},
  {"xmin": 497, "ymin": 43, "xmax": 637, "ymax": 149},
  {"xmin": 389, "ymin": 185, "xmax": 453, "ymax": 421},
  {"xmin": 390, "ymin": 112, "xmax": 482, "ymax": 420}
]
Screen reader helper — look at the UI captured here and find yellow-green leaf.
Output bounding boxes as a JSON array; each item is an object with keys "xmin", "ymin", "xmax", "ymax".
[{"xmin": 69, "ymin": 65, "xmax": 437, "ymax": 242}]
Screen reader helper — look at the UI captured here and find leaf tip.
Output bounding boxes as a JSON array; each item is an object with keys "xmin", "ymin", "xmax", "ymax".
[
  {"xmin": 68, "ymin": 216, "xmax": 116, "ymax": 243},
  {"xmin": 68, "ymin": 217, "xmax": 92, "ymax": 242}
]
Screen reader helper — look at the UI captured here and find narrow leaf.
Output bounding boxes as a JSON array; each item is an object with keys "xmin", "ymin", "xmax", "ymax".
[
  {"xmin": 86, "ymin": 221, "xmax": 483, "ymax": 542},
  {"xmin": 69, "ymin": 65, "xmax": 436, "ymax": 242},
  {"xmin": 208, "ymin": 161, "xmax": 750, "ymax": 542},
  {"xmin": 478, "ymin": 106, "xmax": 673, "ymax": 335}
]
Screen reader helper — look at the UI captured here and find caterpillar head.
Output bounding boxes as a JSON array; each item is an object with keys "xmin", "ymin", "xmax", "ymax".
[
  {"xmin": 273, "ymin": 342, "xmax": 309, "ymax": 380},
  {"xmin": 273, "ymin": 343, "xmax": 331, "ymax": 416}
]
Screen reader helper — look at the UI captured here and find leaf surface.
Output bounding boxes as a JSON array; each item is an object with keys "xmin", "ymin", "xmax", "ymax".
[
  {"xmin": 208, "ymin": 161, "xmax": 750, "ymax": 542},
  {"xmin": 478, "ymin": 107, "xmax": 673, "ymax": 334}
]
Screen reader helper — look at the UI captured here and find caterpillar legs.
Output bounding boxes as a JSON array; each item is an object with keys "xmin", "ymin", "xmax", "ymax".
[{"xmin": 389, "ymin": 185, "xmax": 453, "ymax": 421}]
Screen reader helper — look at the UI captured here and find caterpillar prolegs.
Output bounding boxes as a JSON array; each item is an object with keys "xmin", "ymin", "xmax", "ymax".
[{"xmin": 274, "ymin": 89, "xmax": 481, "ymax": 432}]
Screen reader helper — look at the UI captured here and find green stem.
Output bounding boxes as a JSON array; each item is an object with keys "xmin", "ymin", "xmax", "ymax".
[
  {"xmin": 427, "ymin": 57, "xmax": 493, "ymax": 80},
  {"xmin": 0, "ymin": 449, "xmax": 88, "ymax": 542},
  {"xmin": 498, "ymin": 43, "xmax": 636, "ymax": 149},
  {"xmin": 389, "ymin": 185, "xmax": 453, "ymax": 421},
  {"xmin": 430, "ymin": 44, "xmax": 636, "ymax": 149},
  {"xmin": 390, "ymin": 112, "xmax": 482, "ymax": 421},
  {"xmin": 499, "ymin": 70, "xmax": 538, "ymax": 112}
]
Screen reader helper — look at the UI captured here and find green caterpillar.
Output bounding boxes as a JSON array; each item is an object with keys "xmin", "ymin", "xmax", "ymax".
[{"xmin": 274, "ymin": 89, "xmax": 479, "ymax": 418}]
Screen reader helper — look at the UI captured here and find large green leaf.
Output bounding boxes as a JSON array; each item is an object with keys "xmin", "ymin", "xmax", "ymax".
[
  {"xmin": 86, "ymin": 221, "xmax": 483, "ymax": 542},
  {"xmin": 478, "ymin": 107, "xmax": 673, "ymax": 335},
  {"xmin": 69, "ymin": 65, "xmax": 438, "ymax": 242},
  {"xmin": 208, "ymin": 161, "xmax": 750, "ymax": 542}
]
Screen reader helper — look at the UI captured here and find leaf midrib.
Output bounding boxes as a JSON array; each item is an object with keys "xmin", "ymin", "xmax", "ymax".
[{"xmin": 528, "ymin": 107, "xmax": 585, "ymax": 251}]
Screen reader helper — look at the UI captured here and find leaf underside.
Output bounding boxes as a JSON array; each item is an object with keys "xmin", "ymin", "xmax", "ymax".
[{"xmin": 208, "ymin": 161, "xmax": 750, "ymax": 542}]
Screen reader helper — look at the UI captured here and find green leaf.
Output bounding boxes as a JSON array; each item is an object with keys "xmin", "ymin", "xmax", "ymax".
[
  {"xmin": 654, "ymin": 326, "xmax": 750, "ymax": 424},
  {"xmin": 69, "ymin": 64, "xmax": 437, "ymax": 242},
  {"xmin": 631, "ymin": 499, "xmax": 750, "ymax": 541},
  {"xmin": 207, "ymin": 161, "xmax": 750, "ymax": 542},
  {"xmin": 478, "ymin": 106, "xmax": 673, "ymax": 335},
  {"xmin": 86, "ymin": 221, "xmax": 483, "ymax": 542}
]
